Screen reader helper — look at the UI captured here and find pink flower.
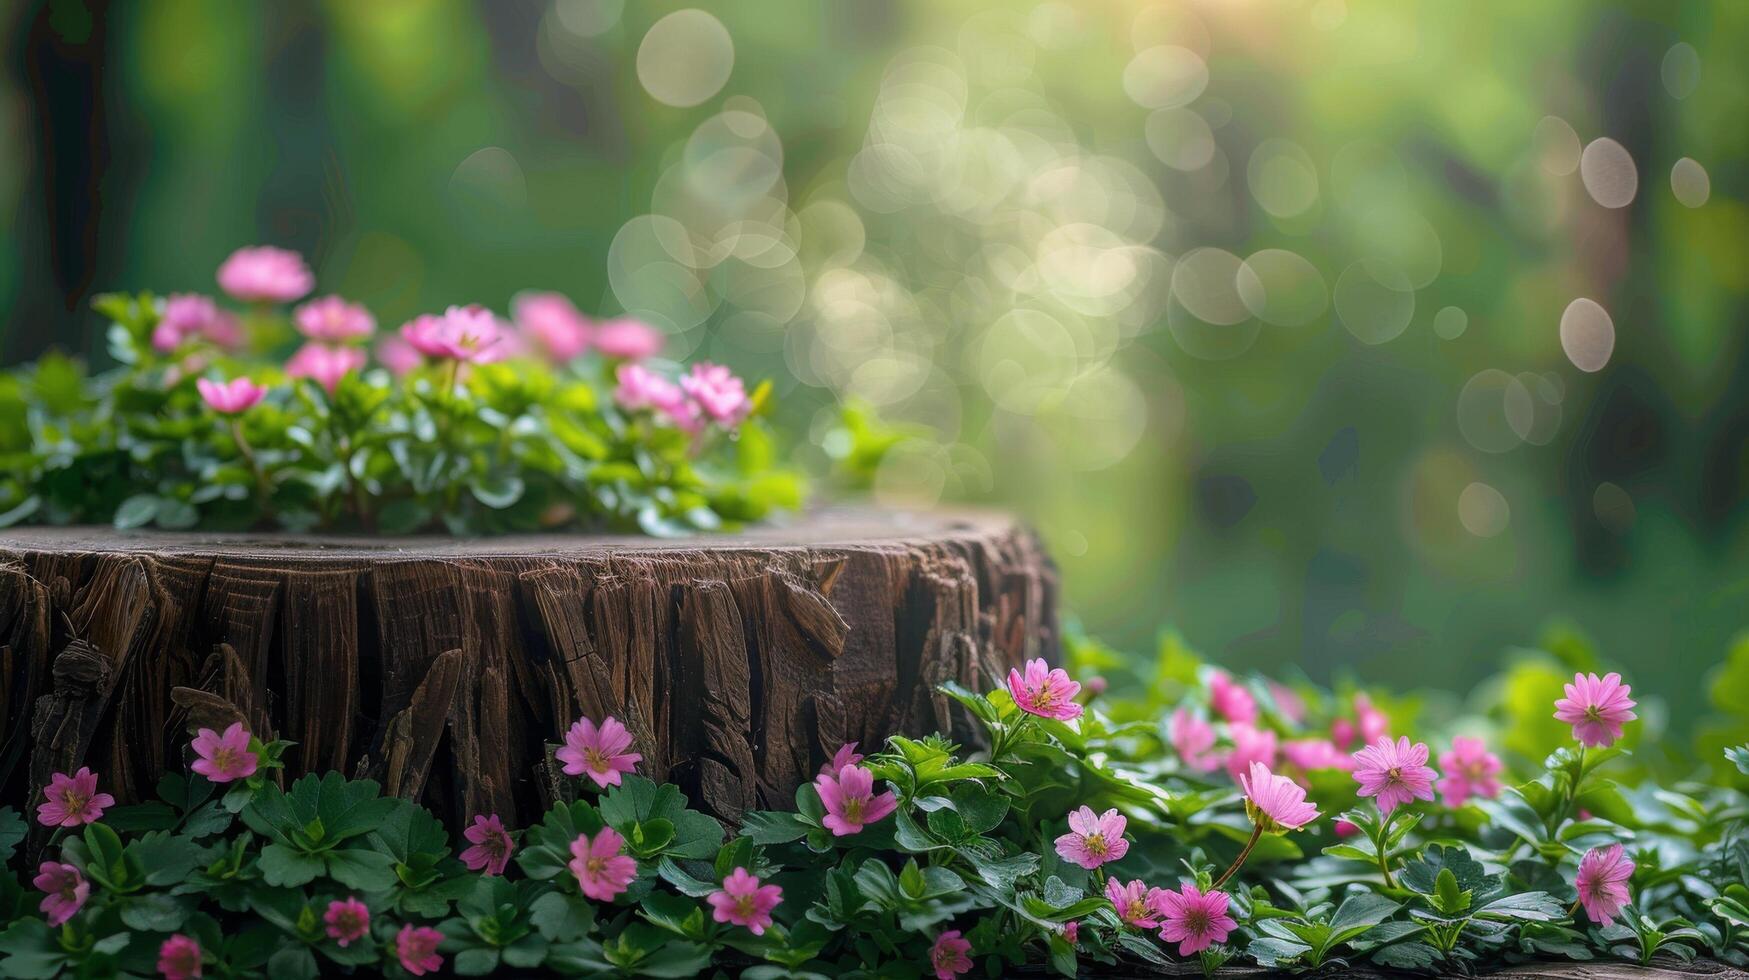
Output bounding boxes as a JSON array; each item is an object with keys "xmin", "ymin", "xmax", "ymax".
[
  {"xmin": 1332, "ymin": 693, "xmax": 1390, "ymax": 750},
  {"xmin": 1208, "ymin": 671, "xmax": 1258, "ymax": 725},
  {"xmin": 1575, "ymin": 843, "xmax": 1635, "ymax": 925},
  {"xmin": 568, "ymin": 826, "xmax": 639, "ymax": 901},
  {"xmin": 1170, "ymin": 709, "xmax": 1218, "ymax": 773},
  {"xmin": 1156, "ymin": 881, "xmax": 1237, "ymax": 956},
  {"xmin": 376, "ymin": 334, "xmax": 423, "ymax": 376},
  {"xmin": 1007, "ymin": 658, "xmax": 1083, "ymax": 721},
  {"xmin": 1062, "ymin": 920, "xmax": 1080, "ymax": 945},
  {"xmin": 32, "ymin": 861, "xmax": 88, "ymax": 926},
  {"xmin": 1084, "ymin": 675, "xmax": 1108, "ymax": 697},
  {"xmin": 399, "ymin": 305, "xmax": 506, "ymax": 364},
  {"xmin": 679, "ymin": 362, "xmax": 750, "ymax": 425},
  {"xmin": 1437, "ymin": 736, "xmax": 1503, "ymax": 808},
  {"xmin": 153, "ymin": 294, "xmax": 240, "ymax": 352},
  {"xmin": 157, "ymin": 934, "xmax": 202, "ymax": 980},
  {"xmin": 1352, "ymin": 736, "xmax": 1438, "ymax": 816},
  {"xmin": 197, "ymin": 376, "xmax": 267, "ymax": 415},
  {"xmin": 190, "ymin": 722, "xmax": 259, "ymax": 783},
  {"xmin": 820, "ymin": 742, "xmax": 864, "ymax": 776},
  {"xmin": 1224, "ymin": 722, "xmax": 1278, "ymax": 782},
  {"xmin": 1054, "ymin": 806, "xmax": 1129, "ymax": 869},
  {"xmin": 1356, "ymin": 694, "xmax": 1390, "ymax": 743},
  {"xmin": 514, "ymin": 292, "xmax": 593, "ymax": 361},
  {"xmin": 293, "ymin": 295, "xmax": 375, "ymax": 343},
  {"xmin": 1283, "ymin": 738, "xmax": 1352, "ymax": 774},
  {"xmin": 36, "ymin": 768, "xmax": 115, "ymax": 827},
  {"xmin": 1105, "ymin": 877, "xmax": 1166, "ymax": 929},
  {"xmin": 1334, "ymin": 818, "xmax": 1361, "ymax": 838},
  {"xmin": 324, "ymin": 897, "xmax": 370, "ymax": 946},
  {"xmin": 460, "ymin": 813, "xmax": 516, "ymax": 876},
  {"xmin": 1238, "ymin": 761, "xmax": 1320, "ymax": 832},
  {"xmin": 217, "ymin": 245, "xmax": 313, "ymax": 303},
  {"xmin": 555, "ymin": 715, "xmax": 642, "ymax": 788},
  {"xmin": 614, "ymin": 363, "xmax": 689, "ymax": 417},
  {"xmin": 929, "ymin": 930, "xmax": 974, "ymax": 980},
  {"xmin": 286, "ymin": 343, "xmax": 368, "ymax": 394},
  {"xmin": 592, "ymin": 317, "xmax": 665, "ymax": 360},
  {"xmin": 395, "ymin": 924, "xmax": 444, "ymax": 976},
  {"xmin": 706, "ymin": 867, "xmax": 783, "ymax": 935},
  {"xmin": 1553, "ymin": 671, "xmax": 1638, "ymax": 748},
  {"xmin": 1268, "ymin": 681, "xmax": 1307, "ymax": 723},
  {"xmin": 815, "ymin": 763, "xmax": 898, "ymax": 836}
]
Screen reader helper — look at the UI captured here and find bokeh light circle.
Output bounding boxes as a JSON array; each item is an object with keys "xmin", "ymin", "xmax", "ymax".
[
  {"xmin": 1661, "ymin": 42, "xmax": 1700, "ymax": 99},
  {"xmin": 1458, "ymin": 482, "xmax": 1510, "ymax": 537},
  {"xmin": 1559, "ymin": 298, "xmax": 1615, "ymax": 373},
  {"xmin": 1171, "ymin": 247, "xmax": 1249, "ymax": 325},
  {"xmin": 637, "ymin": 10, "xmax": 735, "ymax": 107},
  {"xmin": 1432, "ymin": 306, "xmax": 1468, "ymax": 340},
  {"xmin": 1144, "ymin": 108, "xmax": 1215, "ymax": 171},
  {"xmin": 1122, "ymin": 45, "xmax": 1208, "ymax": 109},
  {"xmin": 1236, "ymin": 249, "xmax": 1327, "ymax": 327},
  {"xmin": 553, "ymin": 0, "xmax": 624, "ymax": 37},
  {"xmin": 1670, "ymin": 157, "xmax": 1710, "ymax": 207},
  {"xmin": 1593, "ymin": 482, "xmax": 1636, "ymax": 532},
  {"xmin": 1457, "ymin": 369, "xmax": 1533, "ymax": 454},
  {"xmin": 1580, "ymin": 138, "xmax": 1638, "ymax": 209},
  {"xmin": 1334, "ymin": 259, "xmax": 1415, "ymax": 345},
  {"xmin": 1247, "ymin": 140, "xmax": 1320, "ymax": 219},
  {"xmin": 1532, "ymin": 116, "xmax": 1581, "ymax": 176}
]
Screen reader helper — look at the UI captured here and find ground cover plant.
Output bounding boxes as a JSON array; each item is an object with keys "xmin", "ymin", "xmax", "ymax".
[
  {"xmin": 0, "ymin": 246, "xmax": 802, "ymax": 536},
  {"xmin": 2, "ymin": 626, "xmax": 1745, "ymax": 978}
]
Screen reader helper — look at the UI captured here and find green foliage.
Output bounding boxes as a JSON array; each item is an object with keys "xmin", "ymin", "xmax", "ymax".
[
  {"xmin": 2, "ymin": 627, "xmax": 1747, "ymax": 977},
  {"xmin": 0, "ymin": 292, "xmax": 804, "ymax": 536}
]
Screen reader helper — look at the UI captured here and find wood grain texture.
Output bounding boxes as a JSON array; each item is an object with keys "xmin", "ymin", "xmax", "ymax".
[{"xmin": 0, "ymin": 508, "xmax": 1056, "ymax": 831}]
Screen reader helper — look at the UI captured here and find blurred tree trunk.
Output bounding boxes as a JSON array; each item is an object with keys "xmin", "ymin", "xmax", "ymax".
[{"xmin": 3, "ymin": 0, "xmax": 115, "ymax": 364}]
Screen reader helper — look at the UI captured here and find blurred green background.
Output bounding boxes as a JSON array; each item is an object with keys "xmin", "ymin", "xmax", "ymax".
[{"xmin": 2, "ymin": 1, "xmax": 1745, "ymax": 725}]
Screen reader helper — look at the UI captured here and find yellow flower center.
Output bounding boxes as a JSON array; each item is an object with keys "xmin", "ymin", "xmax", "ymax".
[{"xmin": 1084, "ymin": 833, "xmax": 1108, "ymax": 856}]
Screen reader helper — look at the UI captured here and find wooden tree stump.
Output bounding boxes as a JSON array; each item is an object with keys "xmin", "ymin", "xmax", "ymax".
[{"xmin": 0, "ymin": 509, "xmax": 1056, "ymax": 830}]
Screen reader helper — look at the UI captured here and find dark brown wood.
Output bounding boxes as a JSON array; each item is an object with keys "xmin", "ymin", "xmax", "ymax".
[{"xmin": 0, "ymin": 508, "xmax": 1057, "ymax": 831}]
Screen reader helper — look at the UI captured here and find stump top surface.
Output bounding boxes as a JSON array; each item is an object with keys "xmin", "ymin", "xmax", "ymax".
[{"xmin": 0, "ymin": 506, "xmax": 1026, "ymax": 561}]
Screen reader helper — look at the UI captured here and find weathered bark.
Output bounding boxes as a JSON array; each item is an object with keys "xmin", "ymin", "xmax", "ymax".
[{"xmin": 0, "ymin": 508, "xmax": 1057, "ymax": 830}]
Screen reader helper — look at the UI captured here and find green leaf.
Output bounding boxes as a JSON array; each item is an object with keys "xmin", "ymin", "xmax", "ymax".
[
  {"xmin": 1431, "ymin": 867, "xmax": 1472, "ymax": 915},
  {"xmin": 454, "ymin": 947, "xmax": 501, "ymax": 975},
  {"xmin": 257, "ymin": 843, "xmax": 325, "ymax": 887},
  {"xmin": 1476, "ymin": 892, "xmax": 1567, "ymax": 922},
  {"xmin": 1326, "ymin": 893, "xmax": 1402, "ymax": 949},
  {"xmin": 0, "ymin": 809, "xmax": 25, "ymax": 865},
  {"xmin": 326, "ymin": 846, "xmax": 399, "ymax": 890},
  {"xmin": 118, "ymin": 892, "xmax": 190, "ymax": 931},
  {"xmin": 113, "ymin": 493, "xmax": 161, "ymax": 529},
  {"xmin": 1399, "ymin": 843, "xmax": 1493, "ymax": 896},
  {"xmin": 470, "ymin": 473, "xmax": 525, "ymax": 509},
  {"xmin": 598, "ymin": 777, "xmax": 722, "ymax": 859},
  {"xmin": 530, "ymin": 890, "xmax": 597, "ymax": 942},
  {"xmin": 657, "ymin": 858, "xmax": 719, "ymax": 898},
  {"xmin": 739, "ymin": 809, "xmax": 811, "ymax": 845}
]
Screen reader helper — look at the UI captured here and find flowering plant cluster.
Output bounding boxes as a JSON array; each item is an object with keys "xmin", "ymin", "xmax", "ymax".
[
  {"xmin": 2, "ymin": 630, "xmax": 1747, "ymax": 978},
  {"xmin": 0, "ymin": 246, "xmax": 803, "ymax": 535}
]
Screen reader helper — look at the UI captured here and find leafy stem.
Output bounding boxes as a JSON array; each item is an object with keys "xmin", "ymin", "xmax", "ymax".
[
  {"xmin": 1213, "ymin": 822, "xmax": 1262, "ymax": 889},
  {"xmin": 230, "ymin": 420, "xmax": 270, "ymax": 505}
]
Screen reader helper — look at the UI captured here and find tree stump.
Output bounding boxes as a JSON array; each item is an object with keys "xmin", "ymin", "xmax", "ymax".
[{"xmin": 0, "ymin": 509, "xmax": 1056, "ymax": 830}]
